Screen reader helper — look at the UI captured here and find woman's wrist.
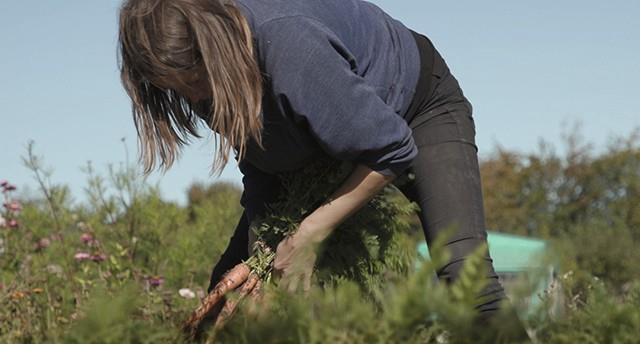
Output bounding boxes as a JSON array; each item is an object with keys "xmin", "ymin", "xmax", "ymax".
[
  {"xmin": 296, "ymin": 220, "xmax": 334, "ymax": 245},
  {"xmin": 294, "ymin": 164, "xmax": 394, "ymax": 245}
]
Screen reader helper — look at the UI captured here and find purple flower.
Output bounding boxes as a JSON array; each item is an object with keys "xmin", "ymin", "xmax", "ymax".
[
  {"xmin": 74, "ymin": 252, "xmax": 91, "ymax": 261},
  {"xmin": 147, "ymin": 276, "xmax": 165, "ymax": 288},
  {"xmin": 80, "ymin": 233, "xmax": 94, "ymax": 245},
  {"xmin": 90, "ymin": 253, "xmax": 107, "ymax": 262}
]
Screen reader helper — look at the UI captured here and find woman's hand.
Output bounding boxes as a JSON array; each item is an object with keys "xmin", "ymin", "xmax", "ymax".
[
  {"xmin": 272, "ymin": 164, "xmax": 396, "ymax": 293},
  {"xmin": 273, "ymin": 222, "xmax": 331, "ymax": 293}
]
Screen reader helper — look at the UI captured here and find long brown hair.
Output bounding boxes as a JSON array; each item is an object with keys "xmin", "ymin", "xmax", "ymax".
[{"xmin": 118, "ymin": 0, "xmax": 263, "ymax": 176}]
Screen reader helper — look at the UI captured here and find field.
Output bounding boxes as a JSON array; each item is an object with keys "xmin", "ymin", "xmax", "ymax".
[{"xmin": 2, "ymin": 131, "xmax": 640, "ymax": 343}]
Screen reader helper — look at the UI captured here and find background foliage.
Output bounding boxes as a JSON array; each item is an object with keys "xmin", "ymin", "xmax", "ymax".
[{"xmin": 1, "ymin": 126, "xmax": 639, "ymax": 343}]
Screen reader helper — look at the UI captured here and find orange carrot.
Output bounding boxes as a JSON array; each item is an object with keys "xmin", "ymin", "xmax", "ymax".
[
  {"xmin": 214, "ymin": 272, "xmax": 260, "ymax": 329},
  {"xmin": 182, "ymin": 263, "xmax": 250, "ymax": 338},
  {"xmin": 250, "ymin": 279, "xmax": 262, "ymax": 300},
  {"xmin": 244, "ymin": 278, "xmax": 265, "ymax": 316}
]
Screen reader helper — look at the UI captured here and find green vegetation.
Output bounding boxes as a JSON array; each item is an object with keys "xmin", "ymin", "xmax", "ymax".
[{"xmin": 1, "ymin": 127, "xmax": 639, "ymax": 343}]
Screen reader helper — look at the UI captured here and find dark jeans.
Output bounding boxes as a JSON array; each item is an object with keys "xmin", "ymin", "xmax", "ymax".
[{"xmin": 393, "ymin": 45, "xmax": 508, "ymax": 318}]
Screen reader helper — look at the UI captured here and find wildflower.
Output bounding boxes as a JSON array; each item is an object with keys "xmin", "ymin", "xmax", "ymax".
[
  {"xmin": 74, "ymin": 252, "xmax": 91, "ymax": 261},
  {"xmin": 10, "ymin": 201, "xmax": 21, "ymax": 212},
  {"xmin": 90, "ymin": 253, "xmax": 107, "ymax": 262},
  {"xmin": 8, "ymin": 219, "xmax": 18, "ymax": 229},
  {"xmin": 179, "ymin": 288, "xmax": 196, "ymax": 299},
  {"xmin": 147, "ymin": 276, "xmax": 165, "ymax": 288},
  {"xmin": 36, "ymin": 238, "xmax": 51, "ymax": 251},
  {"xmin": 80, "ymin": 233, "xmax": 94, "ymax": 244},
  {"xmin": 46, "ymin": 264, "xmax": 64, "ymax": 276},
  {"xmin": 3, "ymin": 201, "xmax": 21, "ymax": 212}
]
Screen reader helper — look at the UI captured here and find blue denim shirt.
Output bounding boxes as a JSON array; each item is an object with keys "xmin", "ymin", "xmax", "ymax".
[{"xmin": 228, "ymin": 0, "xmax": 421, "ymax": 222}]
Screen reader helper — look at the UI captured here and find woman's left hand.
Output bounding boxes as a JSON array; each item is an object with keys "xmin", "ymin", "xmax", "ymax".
[{"xmin": 273, "ymin": 223, "xmax": 331, "ymax": 293}]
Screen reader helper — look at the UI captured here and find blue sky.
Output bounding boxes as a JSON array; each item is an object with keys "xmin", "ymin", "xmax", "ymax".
[{"xmin": 1, "ymin": 0, "xmax": 638, "ymax": 205}]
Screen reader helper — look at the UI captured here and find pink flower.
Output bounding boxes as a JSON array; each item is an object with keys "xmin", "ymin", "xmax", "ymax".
[
  {"xmin": 74, "ymin": 252, "xmax": 91, "ymax": 261},
  {"xmin": 3, "ymin": 201, "xmax": 21, "ymax": 212},
  {"xmin": 10, "ymin": 202, "xmax": 21, "ymax": 212},
  {"xmin": 36, "ymin": 238, "xmax": 51, "ymax": 250},
  {"xmin": 90, "ymin": 253, "xmax": 107, "ymax": 262},
  {"xmin": 147, "ymin": 276, "xmax": 165, "ymax": 288},
  {"xmin": 8, "ymin": 219, "xmax": 18, "ymax": 229},
  {"xmin": 80, "ymin": 233, "xmax": 94, "ymax": 244}
]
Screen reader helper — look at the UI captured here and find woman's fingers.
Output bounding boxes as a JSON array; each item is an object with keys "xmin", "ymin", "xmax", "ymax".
[
  {"xmin": 285, "ymin": 273, "xmax": 300, "ymax": 293},
  {"xmin": 273, "ymin": 232, "xmax": 318, "ymax": 294},
  {"xmin": 279, "ymin": 269, "xmax": 313, "ymax": 295},
  {"xmin": 273, "ymin": 236, "xmax": 296, "ymax": 270},
  {"xmin": 302, "ymin": 269, "xmax": 312, "ymax": 294}
]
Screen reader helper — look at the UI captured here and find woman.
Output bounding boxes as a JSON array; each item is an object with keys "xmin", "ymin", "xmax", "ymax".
[{"xmin": 118, "ymin": 0, "xmax": 526, "ymax": 333}]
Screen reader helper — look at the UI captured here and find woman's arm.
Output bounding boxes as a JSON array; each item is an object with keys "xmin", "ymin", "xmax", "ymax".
[
  {"xmin": 207, "ymin": 211, "xmax": 250, "ymax": 293},
  {"xmin": 273, "ymin": 164, "xmax": 395, "ymax": 291},
  {"xmin": 208, "ymin": 160, "xmax": 283, "ymax": 291},
  {"xmin": 297, "ymin": 164, "xmax": 395, "ymax": 243}
]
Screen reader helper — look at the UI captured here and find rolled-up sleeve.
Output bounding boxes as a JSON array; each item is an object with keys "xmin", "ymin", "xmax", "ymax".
[{"xmin": 258, "ymin": 16, "xmax": 417, "ymax": 177}]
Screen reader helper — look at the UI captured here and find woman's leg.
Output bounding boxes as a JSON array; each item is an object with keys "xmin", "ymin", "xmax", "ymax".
[{"xmin": 394, "ymin": 104, "xmax": 508, "ymax": 318}]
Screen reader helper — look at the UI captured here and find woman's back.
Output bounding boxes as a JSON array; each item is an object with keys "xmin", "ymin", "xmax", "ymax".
[
  {"xmin": 234, "ymin": 0, "xmax": 421, "ymax": 117},
  {"xmin": 229, "ymin": 0, "xmax": 422, "ymax": 175}
]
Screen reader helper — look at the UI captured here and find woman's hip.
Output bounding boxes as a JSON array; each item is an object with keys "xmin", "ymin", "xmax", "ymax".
[
  {"xmin": 406, "ymin": 39, "xmax": 475, "ymax": 134},
  {"xmin": 410, "ymin": 102, "xmax": 477, "ymax": 154}
]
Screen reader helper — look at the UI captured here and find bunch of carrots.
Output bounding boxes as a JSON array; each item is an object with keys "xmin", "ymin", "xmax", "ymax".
[
  {"xmin": 182, "ymin": 158, "xmax": 415, "ymax": 339},
  {"xmin": 182, "ymin": 241, "xmax": 275, "ymax": 338},
  {"xmin": 182, "ymin": 159, "xmax": 347, "ymax": 339}
]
